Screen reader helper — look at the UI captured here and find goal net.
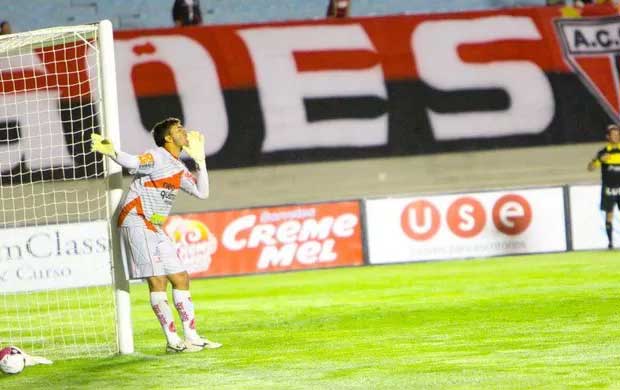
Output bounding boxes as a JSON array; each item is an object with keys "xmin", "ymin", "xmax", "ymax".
[{"xmin": 0, "ymin": 21, "xmax": 127, "ymax": 359}]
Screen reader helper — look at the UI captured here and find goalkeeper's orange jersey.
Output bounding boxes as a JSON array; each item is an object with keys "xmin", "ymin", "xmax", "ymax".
[{"xmin": 117, "ymin": 147, "xmax": 200, "ymax": 232}]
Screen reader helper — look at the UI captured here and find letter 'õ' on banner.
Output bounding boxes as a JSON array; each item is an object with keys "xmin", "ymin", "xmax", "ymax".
[{"xmin": 162, "ymin": 201, "xmax": 364, "ymax": 278}]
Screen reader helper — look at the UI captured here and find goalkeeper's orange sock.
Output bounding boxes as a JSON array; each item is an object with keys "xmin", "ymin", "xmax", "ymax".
[
  {"xmin": 173, "ymin": 289, "xmax": 199, "ymax": 341},
  {"xmin": 150, "ymin": 292, "xmax": 182, "ymax": 345}
]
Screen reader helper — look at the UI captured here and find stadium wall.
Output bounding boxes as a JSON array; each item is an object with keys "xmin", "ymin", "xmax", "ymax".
[
  {"xmin": 1, "ymin": 180, "xmax": 608, "ymax": 289},
  {"xmin": 158, "ymin": 183, "xmax": 608, "ymax": 279}
]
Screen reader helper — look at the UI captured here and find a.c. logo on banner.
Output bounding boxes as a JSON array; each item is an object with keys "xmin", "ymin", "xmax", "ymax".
[{"xmin": 555, "ymin": 16, "xmax": 620, "ymax": 122}]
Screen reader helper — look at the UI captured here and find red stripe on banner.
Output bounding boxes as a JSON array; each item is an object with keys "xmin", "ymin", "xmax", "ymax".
[
  {"xmin": 0, "ymin": 69, "xmax": 47, "ymax": 93},
  {"xmin": 575, "ymin": 56, "xmax": 619, "ymax": 115},
  {"xmin": 132, "ymin": 62, "xmax": 179, "ymax": 97},
  {"xmin": 5, "ymin": 6, "xmax": 616, "ymax": 99},
  {"xmin": 294, "ymin": 50, "xmax": 381, "ymax": 72},
  {"xmin": 113, "ymin": 6, "xmax": 578, "ymax": 95},
  {"xmin": 458, "ymin": 40, "xmax": 556, "ymax": 71},
  {"xmin": 0, "ymin": 41, "xmax": 93, "ymax": 99}
]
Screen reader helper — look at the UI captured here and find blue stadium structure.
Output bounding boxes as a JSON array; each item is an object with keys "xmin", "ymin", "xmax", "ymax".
[{"xmin": 1, "ymin": 0, "xmax": 547, "ymax": 32}]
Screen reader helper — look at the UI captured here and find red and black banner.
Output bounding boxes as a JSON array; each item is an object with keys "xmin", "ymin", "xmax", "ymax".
[
  {"xmin": 1, "ymin": 6, "xmax": 618, "ymax": 181},
  {"xmin": 112, "ymin": 6, "xmax": 617, "ymax": 167}
]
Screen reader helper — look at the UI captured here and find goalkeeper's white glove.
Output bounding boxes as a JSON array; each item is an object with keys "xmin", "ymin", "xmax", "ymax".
[
  {"xmin": 183, "ymin": 131, "xmax": 205, "ymax": 164},
  {"xmin": 90, "ymin": 133, "xmax": 116, "ymax": 158}
]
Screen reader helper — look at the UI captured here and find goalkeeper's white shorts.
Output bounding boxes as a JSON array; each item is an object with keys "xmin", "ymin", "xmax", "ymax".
[{"xmin": 120, "ymin": 226, "xmax": 185, "ymax": 279}]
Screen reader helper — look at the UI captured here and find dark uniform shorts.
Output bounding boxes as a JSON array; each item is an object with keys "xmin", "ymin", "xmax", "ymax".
[{"xmin": 601, "ymin": 186, "xmax": 620, "ymax": 212}]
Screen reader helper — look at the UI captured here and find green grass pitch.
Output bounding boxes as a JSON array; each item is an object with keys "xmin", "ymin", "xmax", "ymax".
[{"xmin": 3, "ymin": 251, "xmax": 620, "ymax": 389}]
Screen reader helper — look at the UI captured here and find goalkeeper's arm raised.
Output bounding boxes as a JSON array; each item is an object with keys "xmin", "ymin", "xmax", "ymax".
[
  {"xmin": 183, "ymin": 131, "xmax": 210, "ymax": 199},
  {"xmin": 193, "ymin": 160, "xmax": 209, "ymax": 199},
  {"xmin": 90, "ymin": 133, "xmax": 140, "ymax": 170}
]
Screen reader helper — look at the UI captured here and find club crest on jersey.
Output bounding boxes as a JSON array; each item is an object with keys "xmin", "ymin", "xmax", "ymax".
[
  {"xmin": 555, "ymin": 16, "xmax": 620, "ymax": 123},
  {"xmin": 138, "ymin": 153, "xmax": 155, "ymax": 168}
]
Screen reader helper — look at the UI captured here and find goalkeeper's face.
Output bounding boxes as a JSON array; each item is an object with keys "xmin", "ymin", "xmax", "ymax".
[{"xmin": 168, "ymin": 124, "xmax": 189, "ymax": 147}]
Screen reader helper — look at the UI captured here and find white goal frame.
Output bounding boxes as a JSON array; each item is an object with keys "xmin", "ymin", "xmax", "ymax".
[
  {"xmin": 98, "ymin": 20, "xmax": 134, "ymax": 355},
  {"xmin": 0, "ymin": 19, "xmax": 133, "ymax": 357}
]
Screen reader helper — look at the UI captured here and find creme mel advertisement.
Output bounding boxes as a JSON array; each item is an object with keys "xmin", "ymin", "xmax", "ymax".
[{"xmin": 163, "ymin": 201, "xmax": 364, "ymax": 278}]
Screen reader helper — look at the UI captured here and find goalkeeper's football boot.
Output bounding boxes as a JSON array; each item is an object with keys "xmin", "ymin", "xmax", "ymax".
[
  {"xmin": 166, "ymin": 340, "xmax": 203, "ymax": 353},
  {"xmin": 187, "ymin": 336, "xmax": 222, "ymax": 349}
]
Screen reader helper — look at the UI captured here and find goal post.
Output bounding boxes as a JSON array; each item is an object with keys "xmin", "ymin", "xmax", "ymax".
[
  {"xmin": 98, "ymin": 19, "xmax": 134, "ymax": 356},
  {"xmin": 0, "ymin": 20, "xmax": 133, "ymax": 358}
]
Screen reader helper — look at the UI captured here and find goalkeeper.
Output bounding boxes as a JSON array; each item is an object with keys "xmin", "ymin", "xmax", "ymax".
[{"xmin": 91, "ymin": 117, "xmax": 221, "ymax": 353}]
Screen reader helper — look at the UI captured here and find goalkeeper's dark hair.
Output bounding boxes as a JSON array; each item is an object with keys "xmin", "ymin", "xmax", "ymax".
[{"xmin": 152, "ymin": 117, "xmax": 181, "ymax": 147}]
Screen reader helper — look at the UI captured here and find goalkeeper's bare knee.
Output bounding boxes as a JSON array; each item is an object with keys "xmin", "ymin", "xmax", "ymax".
[
  {"xmin": 168, "ymin": 271, "xmax": 190, "ymax": 290},
  {"xmin": 147, "ymin": 276, "xmax": 168, "ymax": 292}
]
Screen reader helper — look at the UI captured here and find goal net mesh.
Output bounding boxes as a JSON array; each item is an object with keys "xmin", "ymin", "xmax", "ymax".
[{"xmin": 0, "ymin": 24, "xmax": 117, "ymax": 359}]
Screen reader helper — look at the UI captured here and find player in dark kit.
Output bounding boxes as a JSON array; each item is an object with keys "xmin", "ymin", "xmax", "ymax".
[{"xmin": 588, "ymin": 124, "xmax": 620, "ymax": 249}]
